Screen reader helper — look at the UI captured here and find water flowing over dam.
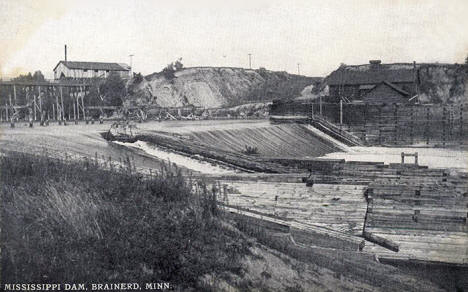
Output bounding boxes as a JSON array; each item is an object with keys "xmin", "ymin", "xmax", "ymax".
[
  {"xmin": 114, "ymin": 140, "xmax": 238, "ymax": 175},
  {"xmin": 184, "ymin": 123, "xmax": 342, "ymax": 157}
]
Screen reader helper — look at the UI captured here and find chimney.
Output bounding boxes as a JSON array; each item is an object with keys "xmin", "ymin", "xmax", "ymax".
[
  {"xmin": 369, "ymin": 60, "xmax": 381, "ymax": 70},
  {"xmin": 64, "ymin": 45, "xmax": 67, "ymax": 62}
]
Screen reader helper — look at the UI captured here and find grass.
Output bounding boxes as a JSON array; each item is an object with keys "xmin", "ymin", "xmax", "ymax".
[{"xmin": 0, "ymin": 151, "xmax": 250, "ymax": 289}]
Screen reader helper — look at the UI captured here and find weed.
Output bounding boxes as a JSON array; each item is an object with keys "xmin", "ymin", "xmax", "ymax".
[{"xmin": 0, "ymin": 151, "xmax": 249, "ymax": 289}]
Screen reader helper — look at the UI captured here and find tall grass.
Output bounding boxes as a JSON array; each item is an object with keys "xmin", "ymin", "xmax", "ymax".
[{"xmin": 0, "ymin": 152, "xmax": 249, "ymax": 288}]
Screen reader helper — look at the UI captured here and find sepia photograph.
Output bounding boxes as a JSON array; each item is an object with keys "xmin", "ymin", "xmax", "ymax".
[{"xmin": 0, "ymin": 0, "xmax": 467, "ymax": 291}]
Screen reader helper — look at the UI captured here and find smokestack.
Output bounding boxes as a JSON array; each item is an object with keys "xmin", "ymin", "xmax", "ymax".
[
  {"xmin": 64, "ymin": 45, "xmax": 67, "ymax": 62},
  {"xmin": 369, "ymin": 59, "xmax": 381, "ymax": 70}
]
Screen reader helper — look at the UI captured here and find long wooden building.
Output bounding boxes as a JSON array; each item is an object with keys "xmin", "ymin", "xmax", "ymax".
[{"xmin": 53, "ymin": 61, "xmax": 130, "ymax": 79}]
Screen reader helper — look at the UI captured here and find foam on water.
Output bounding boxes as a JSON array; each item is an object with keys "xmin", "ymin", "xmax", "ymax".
[
  {"xmin": 115, "ymin": 140, "xmax": 238, "ymax": 175},
  {"xmin": 322, "ymin": 146, "xmax": 468, "ymax": 171}
]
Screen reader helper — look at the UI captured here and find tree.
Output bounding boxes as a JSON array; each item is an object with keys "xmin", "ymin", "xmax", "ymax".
[
  {"xmin": 161, "ymin": 58, "xmax": 184, "ymax": 80},
  {"xmin": 133, "ymin": 72, "xmax": 144, "ymax": 84},
  {"xmin": 174, "ymin": 58, "xmax": 184, "ymax": 71},
  {"xmin": 32, "ymin": 71, "xmax": 45, "ymax": 81},
  {"xmin": 99, "ymin": 73, "xmax": 126, "ymax": 106},
  {"xmin": 12, "ymin": 72, "xmax": 33, "ymax": 82},
  {"xmin": 162, "ymin": 63, "xmax": 176, "ymax": 80},
  {"xmin": 12, "ymin": 70, "xmax": 45, "ymax": 82}
]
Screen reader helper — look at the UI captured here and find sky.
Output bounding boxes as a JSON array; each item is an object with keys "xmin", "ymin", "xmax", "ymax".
[{"xmin": 0, "ymin": 0, "xmax": 467, "ymax": 79}]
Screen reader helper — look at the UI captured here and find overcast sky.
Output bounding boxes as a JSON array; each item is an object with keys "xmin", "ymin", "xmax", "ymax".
[{"xmin": 1, "ymin": 0, "xmax": 467, "ymax": 79}]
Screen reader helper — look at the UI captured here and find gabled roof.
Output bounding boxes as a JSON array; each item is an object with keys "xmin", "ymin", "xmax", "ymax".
[
  {"xmin": 53, "ymin": 61, "xmax": 130, "ymax": 72},
  {"xmin": 327, "ymin": 64, "xmax": 415, "ymax": 85},
  {"xmin": 362, "ymin": 81, "xmax": 410, "ymax": 98}
]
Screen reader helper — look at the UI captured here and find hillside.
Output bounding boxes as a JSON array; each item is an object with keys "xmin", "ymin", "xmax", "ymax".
[
  {"xmin": 126, "ymin": 67, "xmax": 322, "ymax": 108},
  {"xmin": 418, "ymin": 63, "xmax": 468, "ymax": 103}
]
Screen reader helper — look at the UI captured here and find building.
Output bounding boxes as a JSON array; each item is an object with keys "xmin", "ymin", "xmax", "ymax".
[
  {"xmin": 361, "ymin": 81, "xmax": 411, "ymax": 104},
  {"xmin": 53, "ymin": 61, "xmax": 130, "ymax": 79},
  {"xmin": 326, "ymin": 60, "xmax": 418, "ymax": 103}
]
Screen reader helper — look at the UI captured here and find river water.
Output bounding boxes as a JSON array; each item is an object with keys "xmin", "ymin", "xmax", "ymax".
[{"xmin": 114, "ymin": 140, "xmax": 238, "ymax": 175}]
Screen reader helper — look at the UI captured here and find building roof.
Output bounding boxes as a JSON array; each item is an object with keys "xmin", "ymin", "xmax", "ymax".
[
  {"xmin": 54, "ymin": 61, "xmax": 130, "ymax": 72},
  {"xmin": 362, "ymin": 81, "xmax": 410, "ymax": 98},
  {"xmin": 327, "ymin": 64, "xmax": 415, "ymax": 85}
]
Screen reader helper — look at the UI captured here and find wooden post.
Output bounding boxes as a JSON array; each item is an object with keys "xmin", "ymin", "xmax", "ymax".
[
  {"xmin": 339, "ymin": 99, "xmax": 343, "ymax": 125},
  {"xmin": 425, "ymin": 106, "xmax": 430, "ymax": 145},
  {"xmin": 364, "ymin": 103, "xmax": 368, "ymax": 143},
  {"xmin": 410, "ymin": 105, "xmax": 414, "ymax": 144},
  {"xmin": 378, "ymin": 105, "xmax": 382, "ymax": 145},
  {"xmin": 319, "ymin": 95, "xmax": 322, "ymax": 116},
  {"xmin": 53, "ymin": 103, "xmax": 56, "ymax": 121},
  {"xmin": 448, "ymin": 105, "xmax": 452, "ymax": 142},
  {"xmin": 442, "ymin": 106, "xmax": 447, "ymax": 146},
  {"xmin": 81, "ymin": 87, "xmax": 86, "ymax": 121},
  {"xmin": 33, "ymin": 94, "xmax": 37, "ymax": 121},
  {"xmin": 56, "ymin": 88, "xmax": 61, "ymax": 124},
  {"xmin": 75, "ymin": 91, "xmax": 80, "ymax": 120},
  {"xmin": 460, "ymin": 104, "xmax": 464, "ymax": 144},
  {"xmin": 5, "ymin": 102, "xmax": 8, "ymax": 123},
  {"xmin": 60, "ymin": 86, "xmax": 65, "ymax": 124},
  {"xmin": 9, "ymin": 92, "xmax": 14, "ymax": 127},
  {"xmin": 394, "ymin": 103, "xmax": 398, "ymax": 145},
  {"xmin": 13, "ymin": 84, "xmax": 16, "ymax": 106},
  {"xmin": 38, "ymin": 86, "xmax": 42, "ymax": 122}
]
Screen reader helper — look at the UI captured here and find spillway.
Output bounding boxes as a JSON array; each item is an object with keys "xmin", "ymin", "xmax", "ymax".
[{"xmin": 186, "ymin": 123, "xmax": 343, "ymax": 157}]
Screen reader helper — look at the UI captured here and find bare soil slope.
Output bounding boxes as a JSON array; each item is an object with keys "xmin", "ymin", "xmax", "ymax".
[{"xmin": 127, "ymin": 67, "xmax": 321, "ymax": 108}]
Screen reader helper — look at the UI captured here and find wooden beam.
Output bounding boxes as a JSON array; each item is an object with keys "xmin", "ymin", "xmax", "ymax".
[
  {"xmin": 76, "ymin": 91, "xmax": 80, "ymax": 120},
  {"xmin": 38, "ymin": 86, "xmax": 42, "ymax": 115},
  {"xmin": 55, "ymin": 87, "xmax": 60, "ymax": 123},
  {"xmin": 81, "ymin": 86, "xmax": 86, "ymax": 121},
  {"xmin": 13, "ymin": 84, "xmax": 16, "ymax": 106},
  {"xmin": 60, "ymin": 86, "xmax": 64, "ymax": 122},
  {"xmin": 33, "ymin": 94, "xmax": 37, "ymax": 121}
]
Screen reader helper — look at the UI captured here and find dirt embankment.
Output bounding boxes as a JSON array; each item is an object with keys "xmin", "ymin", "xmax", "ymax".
[
  {"xmin": 126, "ymin": 67, "xmax": 322, "ymax": 108},
  {"xmin": 417, "ymin": 64, "xmax": 468, "ymax": 103}
]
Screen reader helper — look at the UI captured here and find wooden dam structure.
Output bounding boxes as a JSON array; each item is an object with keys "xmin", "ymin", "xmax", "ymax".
[{"xmin": 0, "ymin": 79, "xmax": 91, "ymax": 125}]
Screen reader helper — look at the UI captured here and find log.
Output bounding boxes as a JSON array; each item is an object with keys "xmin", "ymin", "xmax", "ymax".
[{"xmin": 363, "ymin": 231, "xmax": 399, "ymax": 252}]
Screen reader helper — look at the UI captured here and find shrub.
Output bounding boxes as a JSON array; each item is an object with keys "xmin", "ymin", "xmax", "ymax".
[{"xmin": 242, "ymin": 145, "xmax": 259, "ymax": 155}]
